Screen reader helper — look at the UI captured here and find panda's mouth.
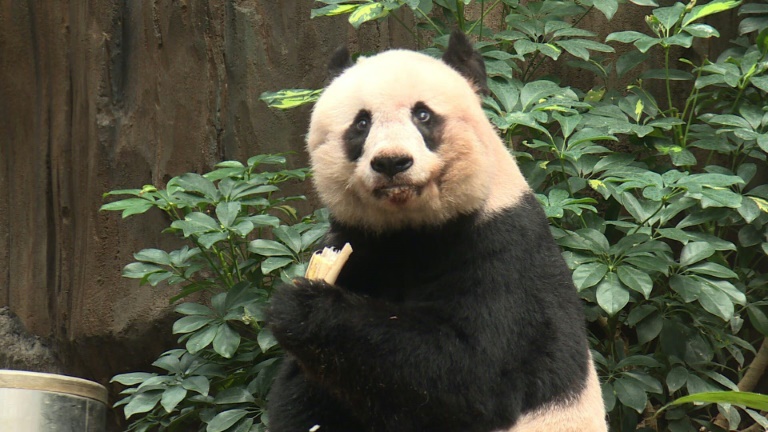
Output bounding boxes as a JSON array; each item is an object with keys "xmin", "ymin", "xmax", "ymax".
[{"xmin": 373, "ymin": 184, "xmax": 424, "ymax": 204}]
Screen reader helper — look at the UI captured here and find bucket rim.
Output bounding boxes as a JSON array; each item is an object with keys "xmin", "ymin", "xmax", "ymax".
[{"xmin": 0, "ymin": 369, "xmax": 108, "ymax": 404}]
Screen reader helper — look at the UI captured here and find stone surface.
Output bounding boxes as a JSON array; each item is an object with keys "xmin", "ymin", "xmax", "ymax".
[{"xmin": 0, "ymin": 307, "xmax": 62, "ymax": 373}]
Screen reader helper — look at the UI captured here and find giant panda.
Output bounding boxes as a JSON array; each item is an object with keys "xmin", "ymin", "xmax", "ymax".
[{"xmin": 266, "ymin": 31, "xmax": 607, "ymax": 432}]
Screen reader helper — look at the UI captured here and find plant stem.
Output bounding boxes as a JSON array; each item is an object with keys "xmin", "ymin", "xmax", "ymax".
[
  {"xmin": 664, "ymin": 46, "xmax": 675, "ymax": 123},
  {"xmin": 229, "ymin": 238, "xmax": 244, "ymax": 282},
  {"xmin": 390, "ymin": 9, "xmax": 419, "ymax": 44},
  {"xmin": 192, "ymin": 238, "xmax": 232, "ymax": 288},
  {"xmin": 681, "ymin": 85, "xmax": 699, "ymax": 147},
  {"xmin": 712, "ymin": 337, "xmax": 768, "ymax": 428},
  {"xmin": 467, "ymin": 0, "xmax": 503, "ymax": 36},
  {"xmin": 416, "ymin": 7, "xmax": 443, "ymax": 35}
]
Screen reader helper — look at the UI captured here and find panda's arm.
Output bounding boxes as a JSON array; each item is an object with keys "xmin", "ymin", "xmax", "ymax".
[{"xmin": 267, "ymin": 277, "xmax": 525, "ymax": 422}]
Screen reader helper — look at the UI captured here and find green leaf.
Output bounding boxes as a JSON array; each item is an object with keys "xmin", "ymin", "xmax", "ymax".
[
  {"xmin": 679, "ymin": 242, "xmax": 716, "ymax": 267},
  {"xmin": 666, "ymin": 366, "xmax": 689, "ymax": 393},
  {"xmin": 747, "ymin": 306, "xmax": 768, "ymax": 336},
  {"xmin": 639, "ymin": 68, "xmax": 694, "ymax": 80},
  {"xmin": 111, "ymin": 372, "xmax": 156, "ymax": 386},
  {"xmin": 248, "ymin": 214, "xmax": 281, "ymax": 228},
  {"xmin": 182, "ymin": 376, "xmax": 210, "ymax": 396},
  {"xmin": 556, "ymin": 39, "xmax": 614, "ymax": 61},
  {"xmin": 134, "ymin": 249, "xmax": 172, "ymax": 266},
  {"xmin": 207, "ymin": 409, "xmax": 249, "ymax": 432},
  {"xmin": 682, "ymin": 0, "xmax": 742, "ymax": 26},
  {"xmin": 602, "ymin": 382, "xmax": 616, "ymax": 412},
  {"xmin": 628, "ymin": 304, "xmax": 656, "ymax": 326},
  {"xmin": 708, "ymin": 114, "xmax": 753, "ymax": 130},
  {"xmin": 653, "ymin": 3, "xmax": 686, "ymax": 31},
  {"xmin": 248, "ymin": 239, "xmax": 294, "ymax": 257},
  {"xmin": 568, "ymin": 128, "xmax": 618, "ymax": 146},
  {"xmin": 699, "ymin": 188, "xmax": 743, "ymax": 209},
  {"xmin": 758, "ymin": 27, "xmax": 768, "ymax": 54},
  {"xmin": 122, "ymin": 262, "xmax": 164, "ymax": 280},
  {"xmin": 216, "ymin": 202, "xmax": 240, "ymax": 228},
  {"xmin": 624, "ymin": 372, "xmax": 663, "ymax": 394},
  {"xmin": 198, "ymin": 232, "xmax": 228, "ymax": 249},
  {"xmin": 520, "ymin": 81, "xmax": 563, "ymax": 111},
  {"xmin": 686, "ymin": 262, "xmax": 738, "ymax": 279},
  {"xmin": 259, "ymin": 88, "xmax": 322, "ymax": 110},
  {"xmin": 124, "ymin": 391, "xmax": 162, "ymax": 419},
  {"xmin": 593, "ymin": 0, "xmax": 619, "ymax": 19},
  {"xmin": 100, "ymin": 198, "xmax": 155, "ymax": 218},
  {"xmin": 596, "ymin": 273, "xmax": 630, "ymax": 316},
  {"xmin": 273, "ymin": 226, "xmax": 302, "ymax": 254},
  {"xmin": 617, "ymin": 265, "xmax": 654, "ymax": 298},
  {"xmin": 683, "ymin": 23, "xmax": 720, "ymax": 38},
  {"xmin": 214, "ymin": 387, "xmax": 256, "ymax": 405},
  {"xmin": 697, "ymin": 280, "xmax": 735, "ymax": 320},
  {"xmin": 686, "ymin": 374, "xmax": 720, "ymax": 395},
  {"xmin": 614, "ymin": 376, "xmax": 648, "ymax": 413},
  {"xmin": 172, "ymin": 212, "xmax": 221, "ymax": 237},
  {"xmin": 573, "ymin": 262, "xmax": 609, "ymax": 290},
  {"xmin": 624, "ymin": 256, "xmax": 672, "ymax": 276},
  {"xmin": 348, "ymin": 3, "xmax": 387, "ymax": 29},
  {"xmin": 161, "ymin": 385, "xmax": 187, "ymax": 413},
  {"xmin": 257, "ymin": 328, "xmax": 278, "ymax": 353},
  {"xmin": 487, "ymin": 78, "xmax": 520, "ymax": 113},
  {"xmin": 173, "ymin": 316, "xmax": 215, "ymax": 334},
  {"xmin": 637, "ymin": 312, "xmax": 664, "ymax": 344},
  {"xmin": 616, "ymin": 51, "xmax": 648, "ymax": 78},
  {"xmin": 262, "ymin": 256, "xmax": 295, "ymax": 274},
  {"xmin": 176, "ymin": 173, "xmax": 219, "ymax": 201},
  {"xmin": 606, "ymin": 31, "xmax": 648, "ymax": 43},
  {"xmin": 669, "ymin": 274, "xmax": 701, "ymax": 302},
  {"xmin": 670, "ymin": 391, "xmax": 768, "ymax": 411},
  {"xmin": 310, "ymin": 4, "xmax": 357, "ymax": 18},
  {"xmin": 186, "ymin": 325, "xmax": 218, "ymax": 354},
  {"xmin": 175, "ymin": 303, "xmax": 214, "ymax": 316},
  {"xmin": 576, "ymin": 228, "xmax": 610, "ymax": 253},
  {"xmin": 212, "ymin": 323, "xmax": 241, "ymax": 358}
]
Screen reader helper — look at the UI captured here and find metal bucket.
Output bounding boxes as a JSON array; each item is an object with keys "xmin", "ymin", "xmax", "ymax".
[{"xmin": 0, "ymin": 369, "xmax": 107, "ymax": 431}]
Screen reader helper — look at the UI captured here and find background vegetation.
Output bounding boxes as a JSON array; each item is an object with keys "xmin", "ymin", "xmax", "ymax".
[{"xmin": 105, "ymin": 0, "xmax": 768, "ymax": 430}]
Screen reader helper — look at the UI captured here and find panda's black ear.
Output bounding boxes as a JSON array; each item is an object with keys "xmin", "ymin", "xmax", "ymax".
[
  {"xmin": 442, "ymin": 30, "xmax": 490, "ymax": 95},
  {"xmin": 329, "ymin": 46, "xmax": 354, "ymax": 79}
]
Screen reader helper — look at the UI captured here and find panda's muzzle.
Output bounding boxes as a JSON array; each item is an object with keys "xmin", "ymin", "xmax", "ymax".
[
  {"xmin": 372, "ymin": 183, "xmax": 423, "ymax": 204},
  {"xmin": 370, "ymin": 155, "xmax": 413, "ymax": 178}
]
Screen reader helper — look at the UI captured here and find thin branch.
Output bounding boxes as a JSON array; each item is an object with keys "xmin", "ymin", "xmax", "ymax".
[{"xmin": 713, "ymin": 337, "xmax": 768, "ymax": 429}]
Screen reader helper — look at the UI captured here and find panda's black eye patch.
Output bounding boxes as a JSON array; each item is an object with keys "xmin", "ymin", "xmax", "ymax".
[
  {"xmin": 411, "ymin": 102, "xmax": 444, "ymax": 151},
  {"xmin": 343, "ymin": 109, "xmax": 371, "ymax": 162}
]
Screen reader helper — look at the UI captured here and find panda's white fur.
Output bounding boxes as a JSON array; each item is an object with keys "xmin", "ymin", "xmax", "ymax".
[
  {"xmin": 267, "ymin": 32, "xmax": 607, "ymax": 432},
  {"xmin": 506, "ymin": 354, "xmax": 606, "ymax": 431},
  {"xmin": 307, "ymin": 49, "xmax": 530, "ymax": 232}
]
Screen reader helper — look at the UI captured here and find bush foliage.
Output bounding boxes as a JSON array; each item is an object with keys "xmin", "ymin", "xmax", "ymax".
[
  {"xmin": 107, "ymin": 0, "xmax": 768, "ymax": 431},
  {"xmin": 103, "ymin": 156, "xmax": 326, "ymax": 431}
]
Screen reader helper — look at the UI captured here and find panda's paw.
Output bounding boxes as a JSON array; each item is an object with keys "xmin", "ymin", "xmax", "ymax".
[{"xmin": 267, "ymin": 277, "xmax": 341, "ymax": 348}]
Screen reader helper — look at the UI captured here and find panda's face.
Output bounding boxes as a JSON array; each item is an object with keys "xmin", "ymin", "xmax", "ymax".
[{"xmin": 307, "ymin": 49, "xmax": 496, "ymax": 231}]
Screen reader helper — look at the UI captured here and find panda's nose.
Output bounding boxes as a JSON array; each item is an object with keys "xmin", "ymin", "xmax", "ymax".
[{"xmin": 370, "ymin": 155, "xmax": 413, "ymax": 177}]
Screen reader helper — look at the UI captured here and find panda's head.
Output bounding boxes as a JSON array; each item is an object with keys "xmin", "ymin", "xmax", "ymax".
[{"xmin": 307, "ymin": 31, "xmax": 529, "ymax": 232}]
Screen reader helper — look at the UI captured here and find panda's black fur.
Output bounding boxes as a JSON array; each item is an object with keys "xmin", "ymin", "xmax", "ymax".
[{"xmin": 266, "ymin": 32, "xmax": 599, "ymax": 432}]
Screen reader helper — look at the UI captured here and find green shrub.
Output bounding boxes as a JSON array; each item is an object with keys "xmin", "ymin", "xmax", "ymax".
[
  {"xmin": 264, "ymin": 1, "xmax": 768, "ymax": 431},
  {"xmin": 103, "ymin": 155, "xmax": 326, "ymax": 431}
]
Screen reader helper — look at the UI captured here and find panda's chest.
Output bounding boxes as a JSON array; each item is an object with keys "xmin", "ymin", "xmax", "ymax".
[{"xmin": 331, "ymin": 218, "xmax": 478, "ymax": 301}]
